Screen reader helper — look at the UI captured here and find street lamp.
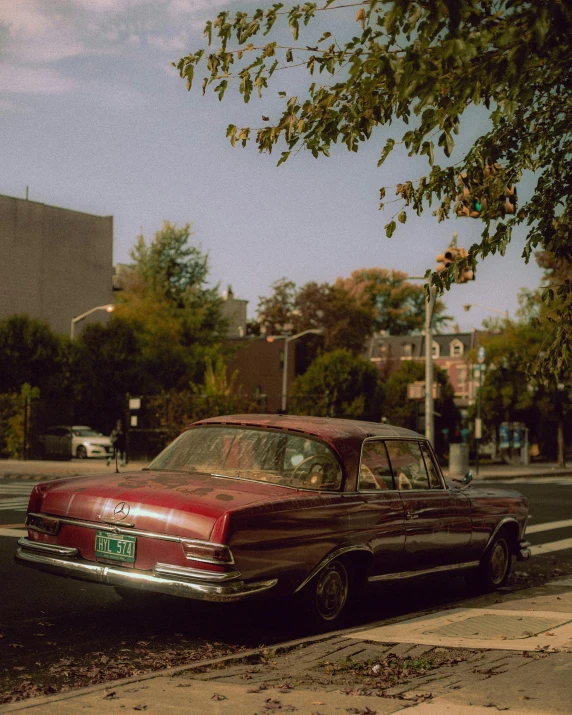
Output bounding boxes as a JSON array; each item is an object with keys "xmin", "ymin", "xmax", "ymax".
[
  {"xmin": 463, "ymin": 303, "xmax": 509, "ymax": 320},
  {"xmin": 267, "ymin": 328, "xmax": 324, "ymax": 413},
  {"xmin": 70, "ymin": 304, "xmax": 115, "ymax": 340}
]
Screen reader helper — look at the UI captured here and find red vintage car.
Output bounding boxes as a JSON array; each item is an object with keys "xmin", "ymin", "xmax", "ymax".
[{"xmin": 16, "ymin": 415, "xmax": 530, "ymax": 624}]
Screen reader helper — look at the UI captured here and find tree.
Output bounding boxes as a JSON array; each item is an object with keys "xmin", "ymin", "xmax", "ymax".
[
  {"xmin": 336, "ymin": 269, "xmax": 450, "ymax": 334},
  {"xmin": 290, "ymin": 349, "xmax": 383, "ymax": 421},
  {"xmin": 72, "ymin": 319, "xmax": 143, "ymax": 433},
  {"xmin": 176, "ymin": 1, "xmax": 572, "ymax": 374},
  {"xmin": 254, "ymin": 277, "xmax": 297, "ymax": 335},
  {"xmin": 383, "ymin": 360, "xmax": 459, "ymax": 456},
  {"xmin": 0, "ymin": 315, "xmax": 68, "ymax": 397},
  {"xmin": 478, "ymin": 286, "xmax": 572, "ymax": 467},
  {"xmin": 116, "ymin": 222, "xmax": 227, "ymax": 389},
  {"xmin": 294, "ymin": 281, "xmax": 376, "ymax": 354}
]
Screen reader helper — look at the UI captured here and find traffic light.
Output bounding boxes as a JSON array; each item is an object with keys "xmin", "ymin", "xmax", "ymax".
[
  {"xmin": 503, "ymin": 184, "xmax": 517, "ymax": 215},
  {"xmin": 456, "ymin": 173, "xmax": 483, "ymax": 218},
  {"xmin": 436, "ymin": 244, "xmax": 475, "ymax": 282},
  {"xmin": 436, "ymin": 246, "xmax": 458, "ymax": 273},
  {"xmin": 456, "ymin": 247, "xmax": 475, "ymax": 283},
  {"xmin": 456, "ymin": 164, "xmax": 517, "ymax": 219}
]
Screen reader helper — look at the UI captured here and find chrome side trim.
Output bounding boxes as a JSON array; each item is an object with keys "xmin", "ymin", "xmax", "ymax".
[
  {"xmin": 26, "ymin": 514, "xmax": 227, "ymax": 551},
  {"xmin": 294, "ymin": 545, "xmax": 373, "ymax": 594},
  {"xmin": 17, "ymin": 538, "xmax": 78, "ymax": 557},
  {"xmin": 15, "ymin": 541, "xmax": 276, "ymax": 603},
  {"xmin": 153, "ymin": 562, "xmax": 240, "ymax": 582},
  {"xmin": 368, "ymin": 560, "xmax": 480, "ymax": 582}
]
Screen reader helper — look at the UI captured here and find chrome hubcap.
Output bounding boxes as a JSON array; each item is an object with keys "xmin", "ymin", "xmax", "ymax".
[
  {"xmin": 489, "ymin": 540, "xmax": 508, "ymax": 584},
  {"xmin": 315, "ymin": 561, "xmax": 348, "ymax": 621}
]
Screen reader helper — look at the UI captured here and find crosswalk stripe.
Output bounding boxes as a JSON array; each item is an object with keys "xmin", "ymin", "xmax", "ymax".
[
  {"xmin": 527, "ymin": 518, "xmax": 572, "ymax": 534},
  {"xmin": 530, "ymin": 537, "xmax": 572, "ymax": 556},
  {"xmin": 0, "ymin": 501, "xmax": 29, "ymax": 511},
  {"xmin": 0, "ymin": 528, "xmax": 27, "ymax": 537}
]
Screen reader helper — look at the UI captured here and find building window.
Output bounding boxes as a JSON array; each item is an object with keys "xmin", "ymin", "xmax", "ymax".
[
  {"xmin": 402, "ymin": 343, "xmax": 413, "ymax": 358},
  {"xmin": 432, "ymin": 341, "xmax": 440, "ymax": 358},
  {"xmin": 378, "ymin": 343, "xmax": 388, "ymax": 358},
  {"xmin": 450, "ymin": 339, "xmax": 464, "ymax": 357},
  {"xmin": 456, "ymin": 366, "xmax": 467, "ymax": 393}
]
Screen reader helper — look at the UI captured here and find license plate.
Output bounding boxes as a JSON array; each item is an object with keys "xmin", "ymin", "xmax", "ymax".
[{"xmin": 95, "ymin": 531, "xmax": 136, "ymax": 563}]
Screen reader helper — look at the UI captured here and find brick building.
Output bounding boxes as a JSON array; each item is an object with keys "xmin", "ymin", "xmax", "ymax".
[{"xmin": 367, "ymin": 330, "xmax": 484, "ymax": 410}]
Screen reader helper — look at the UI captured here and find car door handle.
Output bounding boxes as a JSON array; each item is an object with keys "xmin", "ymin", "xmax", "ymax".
[{"xmin": 405, "ymin": 512, "xmax": 419, "ymax": 520}]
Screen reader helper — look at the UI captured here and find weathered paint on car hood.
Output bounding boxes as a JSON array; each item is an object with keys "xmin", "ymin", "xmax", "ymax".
[{"xmin": 37, "ymin": 470, "xmax": 310, "ymax": 540}]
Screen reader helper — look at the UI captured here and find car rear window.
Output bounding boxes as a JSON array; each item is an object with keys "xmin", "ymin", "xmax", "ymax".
[{"xmin": 147, "ymin": 426, "xmax": 343, "ymax": 490}]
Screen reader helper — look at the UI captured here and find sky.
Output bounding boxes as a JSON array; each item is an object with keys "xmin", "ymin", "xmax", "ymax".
[{"xmin": 1, "ymin": 0, "xmax": 543, "ymax": 332}]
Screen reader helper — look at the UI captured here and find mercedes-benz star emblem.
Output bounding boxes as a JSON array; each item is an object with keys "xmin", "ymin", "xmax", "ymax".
[{"xmin": 113, "ymin": 502, "xmax": 130, "ymax": 519}]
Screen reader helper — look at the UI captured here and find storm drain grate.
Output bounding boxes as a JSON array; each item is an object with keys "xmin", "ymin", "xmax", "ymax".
[
  {"xmin": 422, "ymin": 614, "xmax": 563, "ymax": 640},
  {"xmin": 350, "ymin": 608, "xmax": 572, "ymax": 651}
]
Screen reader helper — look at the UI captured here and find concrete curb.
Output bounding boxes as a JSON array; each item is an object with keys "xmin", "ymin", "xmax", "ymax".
[{"xmin": 0, "ymin": 629, "xmax": 342, "ymax": 712}]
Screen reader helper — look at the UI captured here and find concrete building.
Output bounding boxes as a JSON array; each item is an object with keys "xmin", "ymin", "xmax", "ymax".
[
  {"xmin": 0, "ymin": 194, "xmax": 113, "ymax": 335},
  {"xmin": 220, "ymin": 286, "xmax": 248, "ymax": 338}
]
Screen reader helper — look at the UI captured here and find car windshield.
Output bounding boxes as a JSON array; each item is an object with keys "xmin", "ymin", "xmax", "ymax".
[
  {"xmin": 147, "ymin": 426, "xmax": 343, "ymax": 490},
  {"xmin": 73, "ymin": 429, "xmax": 102, "ymax": 437}
]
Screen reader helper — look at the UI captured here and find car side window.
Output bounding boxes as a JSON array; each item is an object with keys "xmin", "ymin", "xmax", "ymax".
[
  {"xmin": 420, "ymin": 442, "xmax": 443, "ymax": 488},
  {"xmin": 359, "ymin": 440, "xmax": 394, "ymax": 491},
  {"xmin": 386, "ymin": 441, "xmax": 430, "ymax": 491}
]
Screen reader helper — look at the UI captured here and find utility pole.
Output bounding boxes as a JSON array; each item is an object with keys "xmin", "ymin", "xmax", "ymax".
[{"xmin": 425, "ymin": 285, "xmax": 438, "ymax": 446}]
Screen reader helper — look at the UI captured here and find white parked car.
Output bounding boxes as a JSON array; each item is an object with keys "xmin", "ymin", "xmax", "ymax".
[{"xmin": 38, "ymin": 425, "xmax": 114, "ymax": 460}]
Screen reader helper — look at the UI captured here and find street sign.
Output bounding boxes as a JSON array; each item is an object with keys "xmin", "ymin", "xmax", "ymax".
[{"xmin": 477, "ymin": 346, "xmax": 486, "ymax": 364}]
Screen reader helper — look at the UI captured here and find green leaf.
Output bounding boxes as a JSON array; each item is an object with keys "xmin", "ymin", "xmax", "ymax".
[{"xmin": 385, "ymin": 220, "xmax": 397, "ymax": 238}]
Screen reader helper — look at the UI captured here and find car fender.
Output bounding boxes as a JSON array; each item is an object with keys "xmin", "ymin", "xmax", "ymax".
[
  {"xmin": 483, "ymin": 516, "xmax": 520, "ymax": 555},
  {"xmin": 294, "ymin": 544, "xmax": 373, "ymax": 593}
]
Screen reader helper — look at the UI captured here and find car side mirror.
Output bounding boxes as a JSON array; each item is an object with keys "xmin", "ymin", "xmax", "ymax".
[{"xmin": 462, "ymin": 470, "xmax": 473, "ymax": 486}]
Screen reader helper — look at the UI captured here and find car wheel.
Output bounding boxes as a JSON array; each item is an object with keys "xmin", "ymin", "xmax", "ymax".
[
  {"xmin": 311, "ymin": 558, "xmax": 351, "ymax": 624},
  {"xmin": 468, "ymin": 532, "xmax": 512, "ymax": 591},
  {"xmin": 76, "ymin": 445, "xmax": 88, "ymax": 459}
]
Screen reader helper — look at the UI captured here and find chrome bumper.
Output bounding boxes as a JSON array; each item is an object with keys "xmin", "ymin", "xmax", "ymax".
[
  {"xmin": 15, "ymin": 538, "xmax": 277, "ymax": 602},
  {"xmin": 517, "ymin": 539, "xmax": 531, "ymax": 561}
]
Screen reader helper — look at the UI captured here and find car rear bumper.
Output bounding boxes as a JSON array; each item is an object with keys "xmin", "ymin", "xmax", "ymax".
[{"xmin": 15, "ymin": 537, "xmax": 277, "ymax": 602}]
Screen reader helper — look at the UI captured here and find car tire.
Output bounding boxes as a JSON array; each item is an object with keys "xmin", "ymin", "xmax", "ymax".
[
  {"xmin": 305, "ymin": 558, "xmax": 353, "ymax": 626},
  {"xmin": 467, "ymin": 531, "xmax": 512, "ymax": 591},
  {"xmin": 76, "ymin": 445, "xmax": 88, "ymax": 459}
]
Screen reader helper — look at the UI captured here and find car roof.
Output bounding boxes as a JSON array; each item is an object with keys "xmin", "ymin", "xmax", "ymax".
[{"xmin": 191, "ymin": 414, "xmax": 423, "ymax": 441}]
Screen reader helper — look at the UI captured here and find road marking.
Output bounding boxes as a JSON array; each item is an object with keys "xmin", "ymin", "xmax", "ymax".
[
  {"xmin": 530, "ymin": 537, "xmax": 572, "ymax": 556},
  {"xmin": 0, "ymin": 528, "xmax": 27, "ymax": 537},
  {"xmin": 0, "ymin": 501, "xmax": 29, "ymax": 512},
  {"xmin": 528, "ymin": 518, "xmax": 572, "ymax": 534}
]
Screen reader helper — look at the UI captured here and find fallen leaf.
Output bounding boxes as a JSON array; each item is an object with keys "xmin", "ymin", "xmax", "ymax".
[
  {"xmin": 211, "ymin": 693, "xmax": 227, "ymax": 701},
  {"xmin": 8, "ymin": 644, "xmax": 23, "ymax": 648},
  {"xmin": 133, "ymin": 706, "xmax": 147, "ymax": 711}
]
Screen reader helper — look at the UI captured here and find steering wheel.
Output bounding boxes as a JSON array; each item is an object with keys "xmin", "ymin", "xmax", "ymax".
[{"xmin": 291, "ymin": 455, "xmax": 338, "ymax": 484}]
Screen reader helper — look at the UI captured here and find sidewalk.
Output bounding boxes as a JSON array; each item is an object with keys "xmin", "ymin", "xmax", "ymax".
[
  {"xmin": 0, "ymin": 458, "xmax": 149, "ymax": 480},
  {"xmin": 2, "ymin": 578, "xmax": 572, "ymax": 714},
  {"xmin": 1, "ymin": 458, "xmax": 572, "ymax": 482}
]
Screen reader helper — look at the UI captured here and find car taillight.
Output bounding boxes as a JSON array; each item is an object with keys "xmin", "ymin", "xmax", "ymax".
[
  {"xmin": 26, "ymin": 513, "xmax": 60, "ymax": 535},
  {"xmin": 181, "ymin": 539, "xmax": 234, "ymax": 565},
  {"xmin": 27, "ymin": 484, "xmax": 48, "ymax": 514}
]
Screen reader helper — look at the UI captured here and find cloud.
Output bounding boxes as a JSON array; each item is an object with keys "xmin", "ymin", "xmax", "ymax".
[
  {"xmin": 0, "ymin": 0, "xmax": 241, "ymax": 98},
  {"xmin": 0, "ymin": 64, "xmax": 78, "ymax": 94}
]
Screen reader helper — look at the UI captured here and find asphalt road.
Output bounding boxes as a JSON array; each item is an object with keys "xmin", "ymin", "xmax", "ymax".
[{"xmin": 1, "ymin": 476, "xmax": 572, "ymax": 703}]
